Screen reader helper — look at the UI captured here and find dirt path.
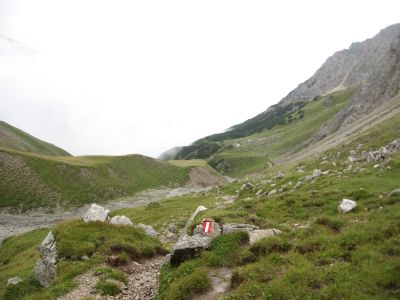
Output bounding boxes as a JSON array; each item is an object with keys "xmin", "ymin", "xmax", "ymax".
[
  {"xmin": 59, "ymin": 256, "xmax": 167, "ymax": 300},
  {"xmin": 0, "ymin": 186, "xmax": 211, "ymax": 243}
]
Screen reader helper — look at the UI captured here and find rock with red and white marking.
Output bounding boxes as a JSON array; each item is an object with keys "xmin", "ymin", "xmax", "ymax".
[{"xmin": 193, "ymin": 219, "xmax": 221, "ymax": 238}]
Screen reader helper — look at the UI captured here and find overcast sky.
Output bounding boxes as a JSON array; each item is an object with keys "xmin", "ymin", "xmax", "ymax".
[{"xmin": 0, "ymin": 1, "xmax": 399, "ymax": 157}]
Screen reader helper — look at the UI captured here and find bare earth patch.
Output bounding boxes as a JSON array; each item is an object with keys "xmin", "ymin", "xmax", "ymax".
[{"xmin": 58, "ymin": 256, "xmax": 167, "ymax": 300}]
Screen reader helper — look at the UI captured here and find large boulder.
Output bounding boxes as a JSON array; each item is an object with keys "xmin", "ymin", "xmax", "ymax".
[
  {"xmin": 136, "ymin": 223, "xmax": 159, "ymax": 237},
  {"xmin": 83, "ymin": 203, "xmax": 109, "ymax": 222},
  {"xmin": 33, "ymin": 231, "xmax": 57, "ymax": 287},
  {"xmin": 249, "ymin": 229, "xmax": 282, "ymax": 245},
  {"xmin": 222, "ymin": 223, "xmax": 259, "ymax": 235},
  {"xmin": 110, "ymin": 215, "xmax": 133, "ymax": 226},
  {"xmin": 170, "ymin": 234, "xmax": 213, "ymax": 266},
  {"xmin": 337, "ymin": 199, "xmax": 357, "ymax": 213}
]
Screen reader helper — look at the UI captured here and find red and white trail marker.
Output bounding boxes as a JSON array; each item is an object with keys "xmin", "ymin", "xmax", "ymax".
[{"xmin": 202, "ymin": 218, "xmax": 214, "ymax": 235}]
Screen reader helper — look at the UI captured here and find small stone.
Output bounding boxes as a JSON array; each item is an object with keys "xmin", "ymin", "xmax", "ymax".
[
  {"xmin": 110, "ymin": 215, "xmax": 133, "ymax": 226},
  {"xmin": 7, "ymin": 276, "xmax": 23, "ymax": 286}
]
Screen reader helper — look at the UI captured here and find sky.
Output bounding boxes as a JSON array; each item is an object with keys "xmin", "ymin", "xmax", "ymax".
[{"xmin": 0, "ymin": 1, "xmax": 399, "ymax": 158}]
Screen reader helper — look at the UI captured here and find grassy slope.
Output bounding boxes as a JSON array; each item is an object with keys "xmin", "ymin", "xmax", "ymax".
[
  {"xmin": 0, "ymin": 149, "xmax": 189, "ymax": 210},
  {"xmin": 1, "ymin": 111, "xmax": 399, "ymax": 299},
  {"xmin": 0, "ymin": 121, "xmax": 70, "ymax": 156},
  {"xmin": 0, "ymin": 220, "xmax": 164, "ymax": 300},
  {"xmin": 208, "ymin": 88, "xmax": 355, "ymax": 177},
  {"xmin": 154, "ymin": 113, "xmax": 400, "ymax": 299}
]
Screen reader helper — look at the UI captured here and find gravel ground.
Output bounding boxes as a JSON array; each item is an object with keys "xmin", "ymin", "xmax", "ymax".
[
  {"xmin": 0, "ymin": 186, "xmax": 211, "ymax": 244},
  {"xmin": 58, "ymin": 257, "xmax": 167, "ymax": 300}
]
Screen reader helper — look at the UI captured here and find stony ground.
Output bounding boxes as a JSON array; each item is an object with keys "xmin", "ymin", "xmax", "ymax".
[
  {"xmin": 0, "ymin": 186, "xmax": 211, "ymax": 243},
  {"xmin": 59, "ymin": 256, "xmax": 167, "ymax": 300}
]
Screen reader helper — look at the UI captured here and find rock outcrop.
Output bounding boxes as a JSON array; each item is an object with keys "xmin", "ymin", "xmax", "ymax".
[
  {"xmin": 282, "ymin": 24, "xmax": 400, "ymax": 141},
  {"xmin": 83, "ymin": 203, "xmax": 109, "ymax": 222},
  {"xmin": 33, "ymin": 231, "xmax": 58, "ymax": 287},
  {"xmin": 170, "ymin": 234, "xmax": 213, "ymax": 266},
  {"xmin": 110, "ymin": 215, "xmax": 133, "ymax": 226}
]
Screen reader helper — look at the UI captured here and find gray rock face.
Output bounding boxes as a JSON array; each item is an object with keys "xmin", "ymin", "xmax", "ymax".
[
  {"xmin": 280, "ymin": 24, "xmax": 400, "ymax": 141},
  {"xmin": 83, "ymin": 203, "xmax": 109, "ymax": 222},
  {"xmin": 110, "ymin": 215, "xmax": 133, "ymax": 226},
  {"xmin": 7, "ymin": 276, "xmax": 23, "ymax": 286},
  {"xmin": 170, "ymin": 234, "xmax": 213, "ymax": 266},
  {"xmin": 337, "ymin": 199, "xmax": 357, "ymax": 213},
  {"xmin": 136, "ymin": 223, "xmax": 159, "ymax": 237},
  {"xmin": 171, "ymin": 219, "xmax": 222, "ymax": 266},
  {"xmin": 33, "ymin": 231, "xmax": 57, "ymax": 287}
]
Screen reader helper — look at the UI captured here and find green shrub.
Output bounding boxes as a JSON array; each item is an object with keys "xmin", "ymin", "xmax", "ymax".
[
  {"xmin": 250, "ymin": 236, "xmax": 291, "ymax": 257},
  {"xmin": 146, "ymin": 201, "xmax": 161, "ymax": 209},
  {"xmin": 204, "ymin": 231, "xmax": 251, "ymax": 267},
  {"xmin": 95, "ymin": 281, "xmax": 120, "ymax": 296},
  {"xmin": 316, "ymin": 216, "xmax": 344, "ymax": 232},
  {"xmin": 164, "ymin": 267, "xmax": 211, "ymax": 300},
  {"xmin": 386, "ymin": 190, "xmax": 400, "ymax": 205},
  {"xmin": 2, "ymin": 276, "xmax": 41, "ymax": 300}
]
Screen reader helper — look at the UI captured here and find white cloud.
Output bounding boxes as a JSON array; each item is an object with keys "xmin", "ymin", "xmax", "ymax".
[{"xmin": 0, "ymin": 0, "xmax": 399, "ymax": 157}]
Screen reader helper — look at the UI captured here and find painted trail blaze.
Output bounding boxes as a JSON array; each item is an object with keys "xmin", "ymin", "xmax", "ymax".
[{"xmin": 202, "ymin": 218, "xmax": 214, "ymax": 234}]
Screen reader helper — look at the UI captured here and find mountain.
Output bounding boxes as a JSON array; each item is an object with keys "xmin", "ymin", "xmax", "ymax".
[
  {"xmin": 163, "ymin": 23, "xmax": 400, "ymax": 175},
  {"xmin": 0, "ymin": 121, "xmax": 71, "ymax": 156}
]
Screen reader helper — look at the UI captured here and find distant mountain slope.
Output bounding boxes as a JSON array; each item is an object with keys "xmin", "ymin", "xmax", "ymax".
[
  {"xmin": 162, "ymin": 23, "xmax": 400, "ymax": 170},
  {"xmin": 0, "ymin": 149, "xmax": 190, "ymax": 211},
  {"xmin": 0, "ymin": 121, "xmax": 71, "ymax": 156}
]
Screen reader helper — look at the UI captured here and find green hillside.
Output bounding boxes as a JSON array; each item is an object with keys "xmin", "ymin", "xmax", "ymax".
[
  {"xmin": 0, "ymin": 148, "xmax": 189, "ymax": 210},
  {"xmin": 205, "ymin": 88, "xmax": 355, "ymax": 177},
  {"xmin": 127, "ymin": 113, "xmax": 400, "ymax": 299},
  {"xmin": 1, "ymin": 105, "xmax": 399, "ymax": 300},
  {"xmin": 0, "ymin": 121, "xmax": 71, "ymax": 156}
]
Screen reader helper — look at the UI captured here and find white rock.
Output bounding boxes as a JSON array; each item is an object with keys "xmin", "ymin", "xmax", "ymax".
[
  {"xmin": 337, "ymin": 199, "xmax": 357, "ymax": 213},
  {"xmin": 7, "ymin": 276, "xmax": 23, "ymax": 286},
  {"xmin": 312, "ymin": 169, "xmax": 322, "ymax": 178},
  {"xmin": 249, "ymin": 228, "xmax": 282, "ymax": 245},
  {"xmin": 83, "ymin": 203, "xmax": 110, "ymax": 222},
  {"xmin": 136, "ymin": 223, "xmax": 159, "ymax": 237},
  {"xmin": 110, "ymin": 215, "xmax": 133, "ymax": 226}
]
